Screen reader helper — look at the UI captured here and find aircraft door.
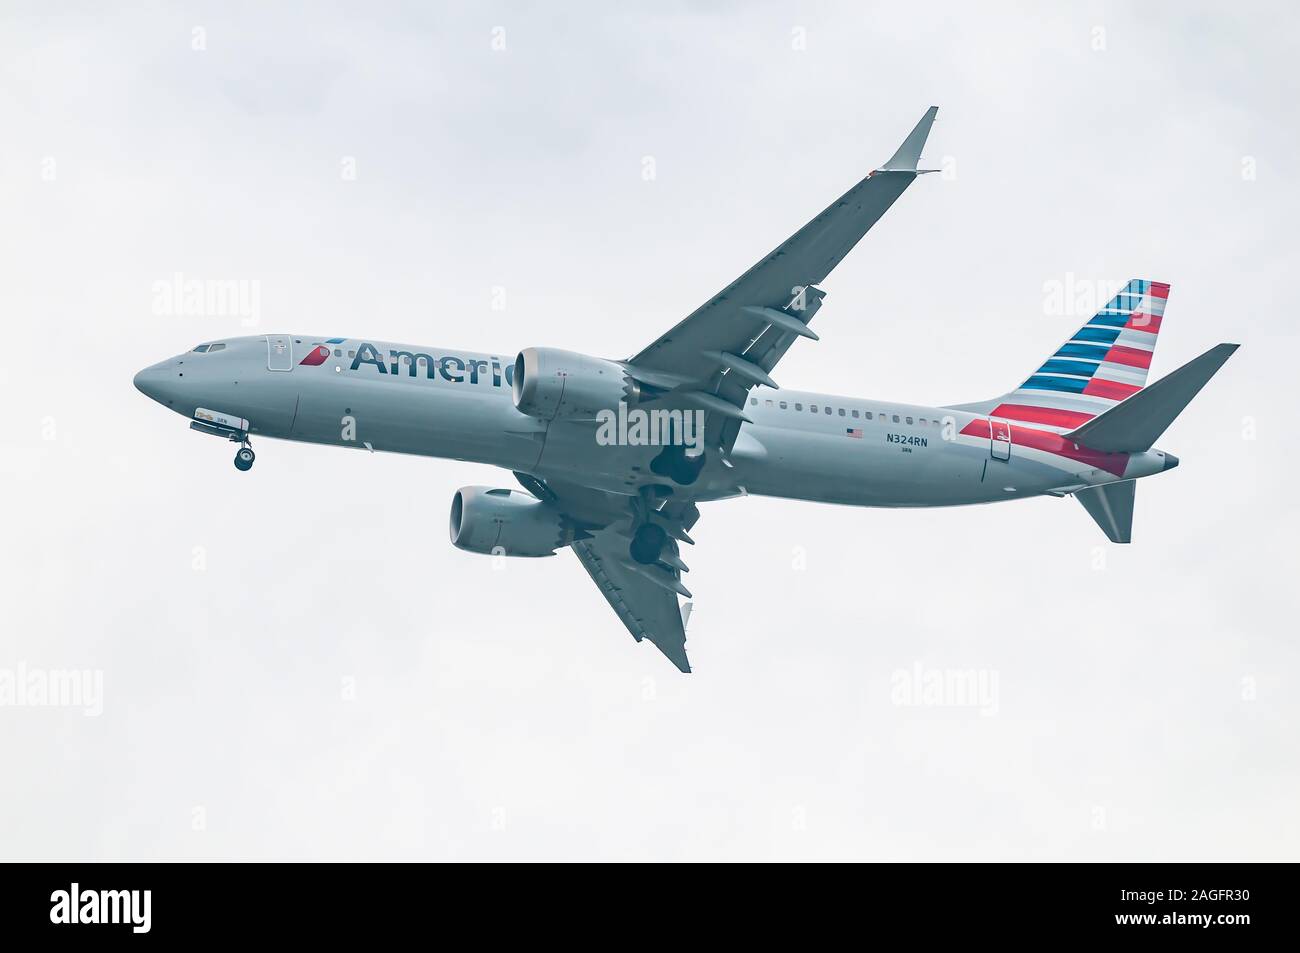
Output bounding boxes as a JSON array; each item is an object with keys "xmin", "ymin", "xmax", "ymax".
[
  {"xmin": 266, "ymin": 335, "xmax": 293, "ymax": 371},
  {"xmin": 990, "ymin": 418, "xmax": 1011, "ymax": 461}
]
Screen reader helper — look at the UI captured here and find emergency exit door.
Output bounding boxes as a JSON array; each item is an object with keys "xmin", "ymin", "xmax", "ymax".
[{"xmin": 990, "ymin": 418, "xmax": 1011, "ymax": 461}]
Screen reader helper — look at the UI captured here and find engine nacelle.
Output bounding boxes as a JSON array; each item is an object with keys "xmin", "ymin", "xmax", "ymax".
[
  {"xmin": 512, "ymin": 347, "xmax": 638, "ymax": 420},
  {"xmin": 449, "ymin": 486, "xmax": 571, "ymax": 558}
]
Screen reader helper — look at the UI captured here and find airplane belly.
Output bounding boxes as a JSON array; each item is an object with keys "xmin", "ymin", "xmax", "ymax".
[{"xmin": 533, "ymin": 419, "xmax": 648, "ymax": 493}]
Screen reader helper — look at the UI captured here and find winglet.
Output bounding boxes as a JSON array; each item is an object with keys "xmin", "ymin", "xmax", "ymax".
[{"xmin": 877, "ymin": 106, "xmax": 939, "ymax": 173}]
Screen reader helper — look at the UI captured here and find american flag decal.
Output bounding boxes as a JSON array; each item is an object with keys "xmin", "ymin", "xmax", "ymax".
[{"xmin": 846, "ymin": 428, "xmax": 863, "ymax": 438}]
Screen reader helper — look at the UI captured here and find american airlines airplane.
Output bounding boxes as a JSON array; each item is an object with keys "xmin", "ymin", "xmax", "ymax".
[{"xmin": 134, "ymin": 107, "xmax": 1237, "ymax": 672}]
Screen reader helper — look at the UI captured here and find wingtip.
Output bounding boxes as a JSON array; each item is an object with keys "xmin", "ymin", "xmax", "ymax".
[
  {"xmin": 649, "ymin": 639, "xmax": 692, "ymax": 673},
  {"xmin": 881, "ymin": 106, "xmax": 939, "ymax": 172}
]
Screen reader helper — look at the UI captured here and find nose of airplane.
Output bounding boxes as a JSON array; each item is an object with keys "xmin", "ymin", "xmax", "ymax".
[
  {"xmin": 1162, "ymin": 452, "xmax": 1180, "ymax": 471},
  {"xmin": 133, "ymin": 363, "xmax": 176, "ymax": 407}
]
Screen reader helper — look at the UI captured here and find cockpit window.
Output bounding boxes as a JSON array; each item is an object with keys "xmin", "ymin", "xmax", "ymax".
[
  {"xmin": 192, "ymin": 344, "xmax": 210, "ymax": 353},
  {"xmin": 208, "ymin": 343, "xmax": 226, "ymax": 352}
]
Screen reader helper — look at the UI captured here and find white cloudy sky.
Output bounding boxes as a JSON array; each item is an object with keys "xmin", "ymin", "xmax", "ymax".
[{"xmin": 2, "ymin": 1, "xmax": 1297, "ymax": 860}]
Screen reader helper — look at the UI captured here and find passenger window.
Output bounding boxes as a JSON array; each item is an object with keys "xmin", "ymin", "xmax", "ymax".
[
  {"xmin": 892, "ymin": 415, "xmax": 900, "ymax": 423},
  {"xmin": 348, "ymin": 350, "xmax": 356, "ymax": 358},
  {"xmin": 207, "ymin": 343, "xmax": 225, "ymax": 352},
  {"xmin": 192, "ymin": 344, "xmax": 209, "ymax": 353},
  {"xmin": 865, "ymin": 412, "xmax": 873, "ymax": 420},
  {"xmin": 765, "ymin": 399, "xmax": 774, "ymax": 407},
  {"xmin": 795, "ymin": 403, "xmax": 803, "ymax": 411},
  {"xmin": 906, "ymin": 416, "xmax": 913, "ymax": 425},
  {"xmin": 779, "ymin": 401, "xmax": 787, "ymax": 410},
  {"xmin": 825, "ymin": 406, "xmax": 832, "ymax": 415},
  {"xmin": 334, "ymin": 348, "xmax": 342, "ymax": 357},
  {"xmin": 838, "ymin": 408, "xmax": 846, "ymax": 417},
  {"xmin": 852, "ymin": 410, "xmax": 859, "ymax": 418},
  {"xmin": 920, "ymin": 417, "xmax": 927, "ymax": 425},
  {"xmin": 750, "ymin": 398, "xmax": 758, "ymax": 406},
  {"xmin": 811, "ymin": 405, "xmax": 818, "ymax": 413}
]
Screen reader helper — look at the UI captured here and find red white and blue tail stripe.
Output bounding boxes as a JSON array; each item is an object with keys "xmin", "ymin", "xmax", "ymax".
[{"xmin": 991, "ymin": 279, "xmax": 1168, "ymax": 432}]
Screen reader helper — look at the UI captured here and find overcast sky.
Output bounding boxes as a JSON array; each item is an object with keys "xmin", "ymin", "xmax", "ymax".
[{"xmin": 2, "ymin": 1, "xmax": 1296, "ymax": 860}]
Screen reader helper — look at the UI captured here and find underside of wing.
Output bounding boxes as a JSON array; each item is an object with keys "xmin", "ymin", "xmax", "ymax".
[
  {"xmin": 516, "ymin": 473, "xmax": 697, "ymax": 673},
  {"xmin": 572, "ymin": 528, "xmax": 692, "ymax": 672}
]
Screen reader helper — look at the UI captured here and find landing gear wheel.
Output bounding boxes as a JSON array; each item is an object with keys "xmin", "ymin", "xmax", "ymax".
[
  {"xmin": 234, "ymin": 446, "xmax": 255, "ymax": 471},
  {"xmin": 629, "ymin": 523, "xmax": 668, "ymax": 565}
]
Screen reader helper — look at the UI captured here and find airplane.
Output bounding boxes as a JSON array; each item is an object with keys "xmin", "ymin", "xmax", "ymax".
[{"xmin": 133, "ymin": 107, "xmax": 1238, "ymax": 672}]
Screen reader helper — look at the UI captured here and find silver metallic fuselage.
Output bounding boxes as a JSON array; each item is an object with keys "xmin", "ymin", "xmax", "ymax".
[{"xmin": 134, "ymin": 335, "xmax": 1171, "ymax": 510}]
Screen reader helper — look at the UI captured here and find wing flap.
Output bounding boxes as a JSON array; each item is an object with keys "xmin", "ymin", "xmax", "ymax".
[{"xmin": 573, "ymin": 529, "xmax": 691, "ymax": 672}]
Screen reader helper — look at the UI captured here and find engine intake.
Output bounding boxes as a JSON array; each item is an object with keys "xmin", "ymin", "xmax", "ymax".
[
  {"xmin": 449, "ymin": 486, "xmax": 571, "ymax": 558},
  {"xmin": 512, "ymin": 347, "xmax": 639, "ymax": 420}
]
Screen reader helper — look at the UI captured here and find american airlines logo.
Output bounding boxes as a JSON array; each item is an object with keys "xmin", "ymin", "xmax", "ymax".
[
  {"xmin": 49, "ymin": 883, "xmax": 151, "ymax": 934},
  {"xmin": 345, "ymin": 342, "xmax": 512, "ymax": 386}
]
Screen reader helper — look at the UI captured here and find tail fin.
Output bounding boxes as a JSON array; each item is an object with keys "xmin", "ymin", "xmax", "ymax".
[
  {"xmin": 984, "ymin": 279, "xmax": 1171, "ymax": 432},
  {"xmin": 1065, "ymin": 343, "xmax": 1239, "ymax": 452},
  {"xmin": 1076, "ymin": 480, "xmax": 1136, "ymax": 543}
]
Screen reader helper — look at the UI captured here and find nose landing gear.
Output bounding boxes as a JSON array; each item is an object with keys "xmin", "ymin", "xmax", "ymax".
[{"xmin": 234, "ymin": 442, "xmax": 256, "ymax": 472}]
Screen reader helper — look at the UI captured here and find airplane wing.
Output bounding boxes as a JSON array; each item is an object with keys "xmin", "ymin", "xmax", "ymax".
[
  {"xmin": 521, "ymin": 111, "xmax": 939, "ymax": 671},
  {"xmin": 573, "ymin": 527, "xmax": 692, "ymax": 673},
  {"xmin": 625, "ymin": 106, "xmax": 938, "ymax": 452},
  {"xmin": 516, "ymin": 473, "xmax": 696, "ymax": 672}
]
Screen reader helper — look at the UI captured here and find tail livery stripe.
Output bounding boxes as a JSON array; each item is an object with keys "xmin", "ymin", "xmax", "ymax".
[
  {"xmin": 1073, "ymin": 327, "xmax": 1123, "ymax": 345},
  {"xmin": 989, "ymin": 403, "xmax": 1095, "ymax": 429},
  {"xmin": 959, "ymin": 419, "xmax": 1128, "ymax": 476},
  {"xmin": 1083, "ymin": 377, "xmax": 1141, "ymax": 400},
  {"xmin": 1024, "ymin": 375, "xmax": 1087, "ymax": 393},
  {"xmin": 1056, "ymin": 343, "xmax": 1112, "ymax": 361},
  {"xmin": 1126, "ymin": 312, "xmax": 1162, "ymax": 334},
  {"xmin": 1103, "ymin": 345, "xmax": 1154, "ymax": 369},
  {"xmin": 989, "ymin": 279, "xmax": 1169, "ymax": 431},
  {"xmin": 1037, "ymin": 358, "xmax": 1102, "ymax": 376}
]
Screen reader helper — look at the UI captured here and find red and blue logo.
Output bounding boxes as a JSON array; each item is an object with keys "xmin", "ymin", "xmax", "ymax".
[{"xmin": 299, "ymin": 345, "xmax": 331, "ymax": 366}]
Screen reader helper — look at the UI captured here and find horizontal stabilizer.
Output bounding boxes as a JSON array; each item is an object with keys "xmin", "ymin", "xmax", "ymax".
[
  {"xmin": 1065, "ymin": 343, "xmax": 1239, "ymax": 452},
  {"xmin": 1076, "ymin": 480, "xmax": 1136, "ymax": 544}
]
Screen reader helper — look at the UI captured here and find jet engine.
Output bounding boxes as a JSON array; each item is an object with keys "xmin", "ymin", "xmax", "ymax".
[
  {"xmin": 512, "ymin": 347, "xmax": 640, "ymax": 420},
  {"xmin": 448, "ymin": 486, "xmax": 573, "ymax": 557}
]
